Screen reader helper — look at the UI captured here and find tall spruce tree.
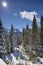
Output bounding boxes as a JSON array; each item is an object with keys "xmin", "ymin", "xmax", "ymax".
[
  {"xmin": 0, "ymin": 19, "xmax": 5, "ymax": 48},
  {"xmin": 40, "ymin": 15, "xmax": 43, "ymax": 47},
  {"xmin": 0, "ymin": 19, "xmax": 6, "ymax": 57},
  {"xmin": 22, "ymin": 25, "xmax": 29, "ymax": 48},
  {"xmin": 32, "ymin": 15, "xmax": 38, "ymax": 49},
  {"xmin": 25, "ymin": 25, "xmax": 29, "ymax": 45},
  {"xmin": 22, "ymin": 27, "xmax": 26, "ymax": 47},
  {"xmin": 9, "ymin": 24, "xmax": 14, "ymax": 53},
  {"xmin": 5, "ymin": 35, "xmax": 11, "ymax": 54}
]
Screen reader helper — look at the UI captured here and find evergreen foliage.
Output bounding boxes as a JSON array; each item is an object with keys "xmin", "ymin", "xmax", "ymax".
[
  {"xmin": 22, "ymin": 25, "xmax": 29, "ymax": 48},
  {"xmin": 5, "ymin": 35, "xmax": 11, "ymax": 54},
  {"xmin": 32, "ymin": 15, "xmax": 38, "ymax": 48},
  {"xmin": 9, "ymin": 24, "xmax": 14, "ymax": 53},
  {"xmin": 40, "ymin": 15, "xmax": 43, "ymax": 47}
]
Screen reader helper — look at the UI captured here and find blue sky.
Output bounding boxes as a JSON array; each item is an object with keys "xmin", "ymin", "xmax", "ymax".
[{"xmin": 0, "ymin": 0, "xmax": 43, "ymax": 31}]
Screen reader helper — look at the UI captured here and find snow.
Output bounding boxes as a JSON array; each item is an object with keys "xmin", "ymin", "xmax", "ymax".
[
  {"xmin": 11, "ymin": 53, "xmax": 19, "ymax": 65},
  {"xmin": 39, "ymin": 57, "xmax": 43, "ymax": 63},
  {"xmin": 1, "ymin": 47, "xmax": 43, "ymax": 65},
  {"xmin": 5, "ymin": 54, "xmax": 12, "ymax": 61},
  {"xmin": 29, "ymin": 61, "xmax": 33, "ymax": 65},
  {"xmin": 19, "ymin": 59, "xmax": 26, "ymax": 65},
  {"xmin": 0, "ymin": 58, "xmax": 7, "ymax": 65}
]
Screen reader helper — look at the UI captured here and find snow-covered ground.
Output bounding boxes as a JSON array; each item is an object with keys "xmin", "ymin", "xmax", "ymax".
[
  {"xmin": 0, "ymin": 58, "xmax": 7, "ymax": 65},
  {"xmin": 0, "ymin": 46, "xmax": 43, "ymax": 65}
]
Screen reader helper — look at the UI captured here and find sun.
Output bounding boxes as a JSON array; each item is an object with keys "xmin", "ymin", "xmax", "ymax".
[{"xmin": 2, "ymin": 1, "xmax": 7, "ymax": 7}]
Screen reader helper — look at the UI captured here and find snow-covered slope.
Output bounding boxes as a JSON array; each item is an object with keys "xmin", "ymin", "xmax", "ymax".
[
  {"xmin": 2, "ymin": 47, "xmax": 43, "ymax": 65},
  {"xmin": 0, "ymin": 58, "xmax": 7, "ymax": 65}
]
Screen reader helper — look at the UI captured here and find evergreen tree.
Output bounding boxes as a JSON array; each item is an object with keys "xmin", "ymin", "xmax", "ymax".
[
  {"xmin": 0, "ymin": 19, "xmax": 5, "ymax": 48},
  {"xmin": 32, "ymin": 15, "xmax": 38, "ymax": 49},
  {"xmin": 5, "ymin": 35, "xmax": 11, "ymax": 54},
  {"xmin": 22, "ymin": 25, "xmax": 29, "ymax": 48},
  {"xmin": 9, "ymin": 24, "xmax": 14, "ymax": 53},
  {"xmin": 16, "ymin": 35, "xmax": 19, "ymax": 45},
  {"xmin": 40, "ymin": 15, "xmax": 43, "ymax": 47},
  {"xmin": 22, "ymin": 27, "xmax": 25, "ymax": 47},
  {"xmin": 25, "ymin": 25, "xmax": 29, "ymax": 46},
  {"xmin": 0, "ymin": 19, "xmax": 6, "ymax": 57}
]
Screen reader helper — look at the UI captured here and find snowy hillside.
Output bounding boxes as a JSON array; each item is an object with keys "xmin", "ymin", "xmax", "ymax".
[
  {"xmin": 1, "ymin": 47, "xmax": 43, "ymax": 65},
  {"xmin": 0, "ymin": 59, "xmax": 7, "ymax": 65}
]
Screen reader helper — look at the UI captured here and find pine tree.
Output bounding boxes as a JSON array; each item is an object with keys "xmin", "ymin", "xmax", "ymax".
[
  {"xmin": 9, "ymin": 24, "xmax": 14, "ymax": 53},
  {"xmin": 22, "ymin": 27, "xmax": 25, "ymax": 47},
  {"xmin": 0, "ymin": 19, "xmax": 6, "ymax": 57},
  {"xmin": 40, "ymin": 15, "xmax": 43, "ymax": 47},
  {"xmin": 32, "ymin": 15, "xmax": 38, "ymax": 49},
  {"xmin": 16, "ymin": 35, "xmax": 19, "ymax": 45},
  {"xmin": 0, "ymin": 19, "xmax": 5, "ymax": 48},
  {"xmin": 22, "ymin": 25, "xmax": 29, "ymax": 48},
  {"xmin": 25, "ymin": 25, "xmax": 29, "ymax": 45},
  {"xmin": 5, "ymin": 35, "xmax": 11, "ymax": 54}
]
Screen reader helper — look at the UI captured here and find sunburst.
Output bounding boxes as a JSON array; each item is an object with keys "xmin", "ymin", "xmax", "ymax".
[{"xmin": 2, "ymin": 1, "xmax": 7, "ymax": 8}]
